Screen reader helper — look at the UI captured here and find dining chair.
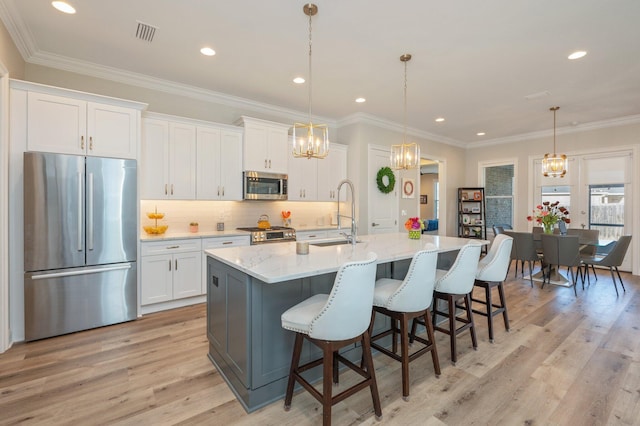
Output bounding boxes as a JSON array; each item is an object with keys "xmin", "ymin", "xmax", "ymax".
[
  {"xmin": 370, "ymin": 247, "xmax": 440, "ymax": 401},
  {"xmin": 567, "ymin": 228, "xmax": 599, "ymax": 281},
  {"xmin": 503, "ymin": 231, "xmax": 542, "ymax": 287},
  {"xmin": 281, "ymin": 253, "xmax": 382, "ymax": 425},
  {"xmin": 472, "ymin": 234, "xmax": 513, "ymax": 343},
  {"xmin": 540, "ymin": 234, "xmax": 582, "ymax": 296},
  {"xmin": 581, "ymin": 235, "xmax": 632, "ymax": 296}
]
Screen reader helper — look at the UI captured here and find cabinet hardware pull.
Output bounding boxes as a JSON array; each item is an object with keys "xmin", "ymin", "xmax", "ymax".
[
  {"xmin": 268, "ymin": 159, "xmax": 271, "ymax": 168},
  {"xmin": 175, "ymin": 259, "xmax": 178, "ymax": 270},
  {"xmin": 222, "ymin": 186, "xmax": 224, "ymax": 196},
  {"xmin": 169, "ymin": 260, "xmax": 172, "ymax": 271},
  {"xmin": 217, "ymin": 186, "xmax": 220, "ymax": 196},
  {"xmin": 165, "ymin": 184, "xmax": 168, "ymax": 195},
  {"xmin": 80, "ymin": 135, "xmax": 85, "ymax": 150},
  {"xmin": 166, "ymin": 245, "xmax": 180, "ymax": 249},
  {"xmin": 89, "ymin": 136, "xmax": 93, "ymax": 150},
  {"xmin": 264, "ymin": 159, "xmax": 267, "ymax": 168},
  {"xmin": 372, "ymin": 222, "xmax": 380, "ymax": 227},
  {"xmin": 171, "ymin": 184, "xmax": 174, "ymax": 195},
  {"xmin": 222, "ymin": 241, "xmax": 233, "ymax": 245}
]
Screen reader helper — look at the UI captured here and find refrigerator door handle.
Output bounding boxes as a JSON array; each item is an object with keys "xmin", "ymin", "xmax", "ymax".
[
  {"xmin": 30, "ymin": 264, "xmax": 132, "ymax": 280},
  {"xmin": 77, "ymin": 171, "xmax": 83, "ymax": 251},
  {"xmin": 88, "ymin": 172, "xmax": 94, "ymax": 250}
]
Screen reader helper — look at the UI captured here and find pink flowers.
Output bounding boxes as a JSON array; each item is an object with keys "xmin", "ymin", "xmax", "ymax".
[
  {"xmin": 404, "ymin": 217, "xmax": 424, "ymax": 231},
  {"xmin": 526, "ymin": 201, "xmax": 570, "ymax": 226}
]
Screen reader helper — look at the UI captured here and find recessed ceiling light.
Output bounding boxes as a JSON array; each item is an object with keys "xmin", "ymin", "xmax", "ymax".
[
  {"xmin": 568, "ymin": 50, "xmax": 587, "ymax": 60},
  {"xmin": 52, "ymin": 1, "xmax": 75, "ymax": 14},
  {"xmin": 355, "ymin": 97, "xmax": 366, "ymax": 103},
  {"xmin": 477, "ymin": 132, "xmax": 486, "ymax": 136},
  {"xmin": 435, "ymin": 117, "xmax": 445, "ymax": 122},
  {"xmin": 200, "ymin": 47, "xmax": 216, "ymax": 56},
  {"xmin": 293, "ymin": 77, "xmax": 305, "ymax": 84}
]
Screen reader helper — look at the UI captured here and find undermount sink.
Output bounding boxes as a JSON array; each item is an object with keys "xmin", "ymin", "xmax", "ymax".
[{"xmin": 309, "ymin": 239, "xmax": 362, "ymax": 247}]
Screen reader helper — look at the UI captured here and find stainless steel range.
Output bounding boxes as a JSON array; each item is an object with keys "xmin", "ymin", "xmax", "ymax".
[{"xmin": 236, "ymin": 226, "xmax": 297, "ymax": 245}]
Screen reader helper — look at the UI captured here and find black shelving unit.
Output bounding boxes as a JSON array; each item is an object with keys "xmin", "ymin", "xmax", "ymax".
[{"xmin": 458, "ymin": 187, "xmax": 487, "ymax": 252}]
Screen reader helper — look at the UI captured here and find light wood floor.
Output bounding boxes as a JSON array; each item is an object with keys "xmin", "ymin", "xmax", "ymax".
[{"xmin": 2, "ymin": 264, "xmax": 640, "ymax": 425}]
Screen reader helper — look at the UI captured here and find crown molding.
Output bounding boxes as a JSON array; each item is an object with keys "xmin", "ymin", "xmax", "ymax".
[
  {"xmin": 25, "ymin": 50, "xmax": 338, "ymax": 128},
  {"xmin": 468, "ymin": 114, "xmax": 640, "ymax": 149},
  {"xmin": 337, "ymin": 112, "xmax": 466, "ymax": 148},
  {"xmin": 0, "ymin": 0, "xmax": 35, "ymax": 60}
]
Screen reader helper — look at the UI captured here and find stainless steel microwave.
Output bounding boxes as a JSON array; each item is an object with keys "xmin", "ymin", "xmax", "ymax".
[{"xmin": 243, "ymin": 171, "xmax": 288, "ymax": 200}]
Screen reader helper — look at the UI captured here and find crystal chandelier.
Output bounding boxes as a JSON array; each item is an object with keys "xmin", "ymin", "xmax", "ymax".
[
  {"xmin": 292, "ymin": 3, "xmax": 329, "ymax": 159},
  {"xmin": 542, "ymin": 106, "xmax": 567, "ymax": 178},
  {"xmin": 390, "ymin": 54, "xmax": 420, "ymax": 170}
]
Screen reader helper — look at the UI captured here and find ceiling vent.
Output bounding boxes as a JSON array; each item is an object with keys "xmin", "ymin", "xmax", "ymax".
[{"xmin": 135, "ymin": 21, "xmax": 157, "ymax": 43}]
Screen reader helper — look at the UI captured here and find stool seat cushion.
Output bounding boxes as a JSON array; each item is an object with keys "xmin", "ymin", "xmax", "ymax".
[
  {"xmin": 281, "ymin": 294, "xmax": 329, "ymax": 335},
  {"xmin": 372, "ymin": 278, "xmax": 403, "ymax": 307}
]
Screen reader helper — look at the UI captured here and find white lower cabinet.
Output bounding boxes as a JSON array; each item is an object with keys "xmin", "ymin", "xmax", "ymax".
[
  {"xmin": 141, "ymin": 239, "xmax": 202, "ymax": 305},
  {"xmin": 296, "ymin": 230, "xmax": 329, "ymax": 241},
  {"xmin": 201, "ymin": 236, "xmax": 250, "ymax": 293}
]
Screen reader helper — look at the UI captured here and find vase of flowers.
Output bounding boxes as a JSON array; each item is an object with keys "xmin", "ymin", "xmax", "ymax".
[
  {"xmin": 527, "ymin": 201, "xmax": 570, "ymax": 234},
  {"xmin": 405, "ymin": 217, "xmax": 424, "ymax": 239}
]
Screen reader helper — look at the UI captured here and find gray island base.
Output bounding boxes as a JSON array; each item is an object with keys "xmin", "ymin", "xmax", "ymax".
[{"xmin": 205, "ymin": 233, "xmax": 482, "ymax": 412}]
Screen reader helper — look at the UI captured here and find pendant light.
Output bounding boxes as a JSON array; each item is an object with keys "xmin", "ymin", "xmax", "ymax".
[
  {"xmin": 292, "ymin": 3, "xmax": 329, "ymax": 159},
  {"xmin": 542, "ymin": 106, "xmax": 567, "ymax": 178},
  {"xmin": 390, "ymin": 54, "xmax": 420, "ymax": 170}
]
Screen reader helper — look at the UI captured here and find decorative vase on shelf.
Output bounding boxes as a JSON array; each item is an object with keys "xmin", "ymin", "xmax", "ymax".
[
  {"xmin": 408, "ymin": 230, "xmax": 421, "ymax": 239},
  {"xmin": 543, "ymin": 223, "xmax": 554, "ymax": 234}
]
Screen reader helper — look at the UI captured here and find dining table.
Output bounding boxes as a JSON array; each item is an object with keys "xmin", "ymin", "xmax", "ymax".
[{"xmin": 528, "ymin": 233, "xmax": 615, "ymax": 286}]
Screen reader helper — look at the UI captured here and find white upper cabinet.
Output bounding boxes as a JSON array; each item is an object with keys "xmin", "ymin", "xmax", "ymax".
[
  {"xmin": 27, "ymin": 91, "xmax": 139, "ymax": 159},
  {"xmin": 288, "ymin": 143, "xmax": 347, "ymax": 202},
  {"xmin": 317, "ymin": 144, "xmax": 348, "ymax": 201},
  {"xmin": 196, "ymin": 126, "xmax": 243, "ymax": 200},
  {"xmin": 240, "ymin": 116, "xmax": 290, "ymax": 174},
  {"xmin": 141, "ymin": 118, "xmax": 196, "ymax": 199}
]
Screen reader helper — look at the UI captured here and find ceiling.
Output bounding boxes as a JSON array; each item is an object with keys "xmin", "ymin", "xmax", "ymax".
[{"xmin": 2, "ymin": 0, "xmax": 640, "ymax": 146}]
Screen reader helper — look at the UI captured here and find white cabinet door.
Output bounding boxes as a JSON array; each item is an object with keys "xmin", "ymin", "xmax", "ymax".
[
  {"xmin": 219, "ymin": 130, "xmax": 243, "ymax": 200},
  {"xmin": 141, "ymin": 254, "xmax": 173, "ymax": 305},
  {"xmin": 317, "ymin": 144, "xmax": 347, "ymax": 201},
  {"xmin": 242, "ymin": 118, "xmax": 289, "ymax": 173},
  {"xmin": 196, "ymin": 126, "xmax": 222, "ymax": 199},
  {"xmin": 27, "ymin": 92, "xmax": 86, "ymax": 155},
  {"xmin": 266, "ymin": 126, "xmax": 289, "ymax": 174},
  {"xmin": 172, "ymin": 251, "xmax": 202, "ymax": 299},
  {"xmin": 197, "ymin": 127, "xmax": 243, "ymax": 200},
  {"xmin": 141, "ymin": 118, "xmax": 170, "ymax": 199},
  {"xmin": 288, "ymin": 155, "xmax": 318, "ymax": 200},
  {"xmin": 86, "ymin": 102, "xmax": 137, "ymax": 159},
  {"xmin": 168, "ymin": 122, "xmax": 196, "ymax": 199}
]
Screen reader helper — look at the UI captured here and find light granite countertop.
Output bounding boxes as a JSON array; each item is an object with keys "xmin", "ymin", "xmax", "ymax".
[
  {"xmin": 205, "ymin": 233, "xmax": 487, "ymax": 284},
  {"xmin": 140, "ymin": 225, "xmax": 341, "ymax": 241}
]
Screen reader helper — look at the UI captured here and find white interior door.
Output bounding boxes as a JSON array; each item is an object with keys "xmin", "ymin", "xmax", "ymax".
[{"xmin": 368, "ymin": 145, "xmax": 398, "ymax": 234}]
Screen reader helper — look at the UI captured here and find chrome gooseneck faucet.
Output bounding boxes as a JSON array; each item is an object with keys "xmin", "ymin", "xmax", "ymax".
[{"xmin": 336, "ymin": 179, "xmax": 357, "ymax": 245}]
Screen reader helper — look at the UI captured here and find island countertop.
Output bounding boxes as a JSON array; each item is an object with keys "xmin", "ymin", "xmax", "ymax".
[{"xmin": 205, "ymin": 233, "xmax": 485, "ymax": 284}]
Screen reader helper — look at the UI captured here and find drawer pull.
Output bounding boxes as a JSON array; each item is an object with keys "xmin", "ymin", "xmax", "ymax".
[
  {"xmin": 222, "ymin": 241, "xmax": 233, "ymax": 245},
  {"xmin": 166, "ymin": 245, "xmax": 180, "ymax": 249}
]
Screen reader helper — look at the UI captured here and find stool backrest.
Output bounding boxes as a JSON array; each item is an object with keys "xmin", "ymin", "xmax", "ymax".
[
  {"xmin": 385, "ymin": 248, "xmax": 438, "ymax": 312},
  {"xmin": 476, "ymin": 234, "xmax": 513, "ymax": 282},
  {"xmin": 597, "ymin": 235, "xmax": 632, "ymax": 267},
  {"xmin": 309, "ymin": 252, "xmax": 378, "ymax": 340},
  {"xmin": 435, "ymin": 243, "xmax": 482, "ymax": 295}
]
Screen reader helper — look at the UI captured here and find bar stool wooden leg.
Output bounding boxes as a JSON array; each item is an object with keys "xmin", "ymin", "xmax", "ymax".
[
  {"xmin": 497, "ymin": 282, "xmax": 510, "ymax": 332},
  {"xmin": 423, "ymin": 309, "xmax": 441, "ymax": 376},
  {"xmin": 322, "ymin": 345, "xmax": 333, "ymax": 426},
  {"xmin": 284, "ymin": 333, "xmax": 304, "ymax": 410},
  {"xmin": 399, "ymin": 314, "xmax": 410, "ymax": 400},
  {"xmin": 464, "ymin": 293, "xmax": 478, "ymax": 350},
  {"xmin": 361, "ymin": 330, "xmax": 383, "ymax": 420},
  {"xmin": 447, "ymin": 295, "xmax": 457, "ymax": 364},
  {"xmin": 485, "ymin": 285, "xmax": 494, "ymax": 342}
]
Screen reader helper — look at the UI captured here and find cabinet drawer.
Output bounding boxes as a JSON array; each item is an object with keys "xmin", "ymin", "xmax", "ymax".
[
  {"xmin": 202, "ymin": 236, "xmax": 250, "ymax": 250},
  {"xmin": 141, "ymin": 239, "xmax": 202, "ymax": 256},
  {"xmin": 296, "ymin": 231, "xmax": 328, "ymax": 241}
]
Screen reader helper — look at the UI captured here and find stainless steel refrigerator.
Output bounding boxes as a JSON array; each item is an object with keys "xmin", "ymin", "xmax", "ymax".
[{"xmin": 23, "ymin": 152, "xmax": 138, "ymax": 341}]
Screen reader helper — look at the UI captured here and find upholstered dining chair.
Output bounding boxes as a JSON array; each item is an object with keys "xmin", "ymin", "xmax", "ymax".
[
  {"xmin": 540, "ymin": 234, "xmax": 582, "ymax": 296},
  {"xmin": 472, "ymin": 234, "xmax": 513, "ymax": 343},
  {"xmin": 370, "ymin": 246, "xmax": 440, "ymax": 401},
  {"xmin": 581, "ymin": 235, "xmax": 632, "ymax": 296},
  {"xmin": 504, "ymin": 231, "xmax": 542, "ymax": 287},
  {"xmin": 281, "ymin": 253, "xmax": 381, "ymax": 425},
  {"xmin": 430, "ymin": 242, "xmax": 482, "ymax": 364},
  {"xmin": 567, "ymin": 228, "xmax": 599, "ymax": 282}
]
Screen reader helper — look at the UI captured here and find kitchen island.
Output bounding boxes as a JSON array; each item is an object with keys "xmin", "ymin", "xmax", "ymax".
[{"xmin": 205, "ymin": 233, "xmax": 483, "ymax": 412}]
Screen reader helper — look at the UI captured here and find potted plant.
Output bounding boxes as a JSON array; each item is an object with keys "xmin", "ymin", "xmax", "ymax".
[{"xmin": 189, "ymin": 222, "xmax": 199, "ymax": 233}]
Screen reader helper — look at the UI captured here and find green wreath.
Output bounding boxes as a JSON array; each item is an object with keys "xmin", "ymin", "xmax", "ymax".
[{"xmin": 376, "ymin": 167, "xmax": 396, "ymax": 194}]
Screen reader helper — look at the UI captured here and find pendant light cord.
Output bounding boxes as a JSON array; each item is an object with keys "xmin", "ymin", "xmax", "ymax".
[
  {"xmin": 308, "ymin": 7, "xmax": 313, "ymax": 125},
  {"xmin": 403, "ymin": 59, "xmax": 407, "ymax": 144}
]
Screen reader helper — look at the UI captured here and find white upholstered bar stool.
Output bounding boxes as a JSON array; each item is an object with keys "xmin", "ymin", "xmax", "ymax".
[
  {"xmin": 369, "ymin": 247, "xmax": 441, "ymax": 401},
  {"xmin": 281, "ymin": 253, "xmax": 381, "ymax": 426},
  {"xmin": 471, "ymin": 234, "xmax": 513, "ymax": 343},
  {"xmin": 431, "ymin": 243, "xmax": 482, "ymax": 364}
]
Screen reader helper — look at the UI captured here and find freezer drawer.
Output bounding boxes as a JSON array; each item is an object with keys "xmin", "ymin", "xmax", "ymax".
[{"xmin": 24, "ymin": 263, "xmax": 137, "ymax": 341}]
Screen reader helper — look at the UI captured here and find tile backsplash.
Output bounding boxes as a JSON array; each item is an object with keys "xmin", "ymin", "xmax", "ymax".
[{"xmin": 140, "ymin": 200, "xmax": 346, "ymax": 234}]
